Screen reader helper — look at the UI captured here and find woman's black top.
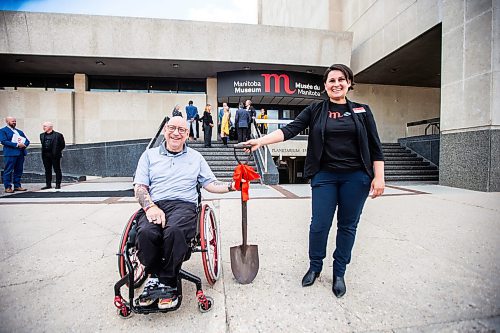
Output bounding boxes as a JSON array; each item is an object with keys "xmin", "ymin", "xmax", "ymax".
[
  {"xmin": 321, "ymin": 101, "xmax": 363, "ymax": 172},
  {"xmin": 280, "ymin": 99, "xmax": 384, "ymax": 179},
  {"xmin": 201, "ymin": 111, "xmax": 213, "ymax": 126}
]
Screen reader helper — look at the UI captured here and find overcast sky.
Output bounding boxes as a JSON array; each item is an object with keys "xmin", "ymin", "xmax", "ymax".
[{"xmin": 0, "ymin": 0, "xmax": 258, "ymax": 24}]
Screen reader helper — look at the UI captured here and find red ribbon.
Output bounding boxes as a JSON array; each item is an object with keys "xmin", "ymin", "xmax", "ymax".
[{"xmin": 233, "ymin": 164, "xmax": 260, "ymax": 202}]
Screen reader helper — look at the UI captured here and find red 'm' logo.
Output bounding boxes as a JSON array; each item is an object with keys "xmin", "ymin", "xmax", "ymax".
[{"xmin": 261, "ymin": 74, "xmax": 296, "ymax": 94}]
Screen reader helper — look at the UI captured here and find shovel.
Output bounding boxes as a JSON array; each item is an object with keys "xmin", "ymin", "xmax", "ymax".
[{"xmin": 230, "ymin": 144, "xmax": 259, "ymax": 284}]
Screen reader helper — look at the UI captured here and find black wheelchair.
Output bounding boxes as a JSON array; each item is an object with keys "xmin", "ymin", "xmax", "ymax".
[{"xmin": 113, "ymin": 193, "xmax": 221, "ymax": 318}]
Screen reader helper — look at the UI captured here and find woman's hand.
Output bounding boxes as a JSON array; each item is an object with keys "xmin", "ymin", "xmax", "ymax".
[
  {"xmin": 370, "ymin": 177, "xmax": 385, "ymax": 199},
  {"xmin": 243, "ymin": 138, "xmax": 262, "ymax": 152}
]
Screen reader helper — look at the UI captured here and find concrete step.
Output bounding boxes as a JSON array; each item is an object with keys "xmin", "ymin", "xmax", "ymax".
[
  {"xmin": 383, "ymin": 152, "xmax": 418, "ymax": 158},
  {"xmin": 385, "ymin": 174, "xmax": 439, "ymax": 181},
  {"xmin": 385, "ymin": 165, "xmax": 437, "ymax": 170},
  {"xmin": 1, "ymin": 171, "xmax": 85, "ymax": 183},
  {"xmin": 210, "ymin": 165, "xmax": 257, "ymax": 171},
  {"xmin": 204, "ymin": 160, "xmax": 256, "ymax": 167},
  {"xmin": 385, "ymin": 169, "xmax": 439, "ymax": 175},
  {"xmin": 192, "ymin": 149, "xmax": 251, "ymax": 156},
  {"xmin": 204, "ymin": 155, "xmax": 256, "ymax": 161},
  {"xmin": 385, "ymin": 160, "xmax": 430, "ymax": 166}
]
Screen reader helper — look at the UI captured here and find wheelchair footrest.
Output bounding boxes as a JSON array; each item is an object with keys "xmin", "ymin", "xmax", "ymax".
[{"xmin": 139, "ymin": 286, "xmax": 177, "ymax": 301}]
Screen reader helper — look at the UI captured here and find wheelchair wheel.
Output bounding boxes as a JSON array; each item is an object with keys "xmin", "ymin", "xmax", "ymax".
[
  {"xmin": 118, "ymin": 210, "xmax": 147, "ymax": 289},
  {"xmin": 199, "ymin": 204, "xmax": 221, "ymax": 285}
]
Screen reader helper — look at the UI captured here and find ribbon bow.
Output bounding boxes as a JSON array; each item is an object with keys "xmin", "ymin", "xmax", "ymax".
[{"xmin": 233, "ymin": 164, "xmax": 260, "ymax": 202}]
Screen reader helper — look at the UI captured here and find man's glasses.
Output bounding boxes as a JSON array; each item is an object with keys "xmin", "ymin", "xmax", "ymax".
[{"xmin": 166, "ymin": 125, "xmax": 188, "ymax": 134}]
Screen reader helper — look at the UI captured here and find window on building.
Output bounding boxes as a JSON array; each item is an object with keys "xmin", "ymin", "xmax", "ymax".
[
  {"xmin": 178, "ymin": 80, "xmax": 205, "ymax": 93},
  {"xmin": 120, "ymin": 79, "xmax": 148, "ymax": 92},
  {"xmin": 0, "ymin": 75, "xmax": 74, "ymax": 91},
  {"xmin": 148, "ymin": 79, "xmax": 177, "ymax": 93},
  {"xmin": 46, "ymin": 76, "xmax": 74, "ymax": 90},
  {"xmin": 89, "ymin": 77, "xmax": 120, "ymax": 92}
]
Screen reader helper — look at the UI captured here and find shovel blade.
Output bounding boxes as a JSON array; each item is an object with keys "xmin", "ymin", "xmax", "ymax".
[{"xmin": 230, "ymin": 244, "xmax": 259, "ymax": 284}]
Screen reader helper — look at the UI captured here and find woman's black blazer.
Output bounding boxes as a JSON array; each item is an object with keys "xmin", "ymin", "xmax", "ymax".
[{"xmin": 280, "ymin": 99, "xmax": 384, "ymax": 179}]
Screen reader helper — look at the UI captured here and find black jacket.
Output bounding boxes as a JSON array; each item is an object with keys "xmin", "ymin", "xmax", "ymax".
[
  {"xmin": 40, "ymin": 131, "xmax": 66, "ymax": 158},
  {"xmin": 281, "ymin": 99, "xmax": 384, "ymax": 179},
  {"xmin": 200, "ymin": 111, "xmax": 214, "ymax": 127}
]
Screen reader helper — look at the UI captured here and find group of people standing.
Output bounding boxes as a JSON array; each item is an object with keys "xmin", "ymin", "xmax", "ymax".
[
  {"xmin": 1, "ymin": 117, "xmax": 66, "ymax": 193},
  {"xmin": 172, "ymin": 101, "xmax": 214, "ymax": 148},
  {"xmin": 222, "ymin": 99, "xmax": 267, "ymax": 143},
  {"xmin": 176, "ymin": 99, "xmax": 268, "ymax": 147}
]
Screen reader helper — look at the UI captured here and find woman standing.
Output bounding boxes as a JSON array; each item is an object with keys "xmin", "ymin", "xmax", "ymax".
[
  {"xmin": 201, "ymin": 104, "xmax": 214, "ymax": 148},
  {"xmin": 220, "ymin": 104, "xmax": 231, "ymax": 147},
  {"xmin": 244, "ymin": 64, "xmax": 385, "ymax": 298},
  {"xmin": 257, "ymin": 109, "xmax": 268, "ymax": 134}
]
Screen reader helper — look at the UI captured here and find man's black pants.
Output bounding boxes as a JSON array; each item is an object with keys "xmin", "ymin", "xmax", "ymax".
[
  {"xmin": 42, "ymin": 152, "xmax": 62, "ymax": 186},
  {"xmin": 237, "ymin": 127, "xmax": 248, "ymax": 143},
  {"xmin": 136, "ymin": 200, "xmax": 197, "ymax": 286}
]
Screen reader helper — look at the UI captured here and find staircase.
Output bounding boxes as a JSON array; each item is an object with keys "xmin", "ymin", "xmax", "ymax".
[
  {"xmin": 189, "ymin": 141, "xmax": 438, "ymax": 183},
  {"xmin": 382, "ymin": 143, "xmax": 439, "ymax": 182},
  {"xmin": 188, "ymin": 141, "xmax": 257, "ymax": 182}
]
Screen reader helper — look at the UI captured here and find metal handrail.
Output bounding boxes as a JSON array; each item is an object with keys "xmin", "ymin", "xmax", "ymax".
[
  {"xmin": 405, "ymin": 117, "xmax": 440, "ymax": 137},
  {"xmin": 250, "ymin": 119, "xmax": 268, "ymax": 173},
  {"xmin": 148, "ymin": 116, "xmax": 168, "ymax": 149}
]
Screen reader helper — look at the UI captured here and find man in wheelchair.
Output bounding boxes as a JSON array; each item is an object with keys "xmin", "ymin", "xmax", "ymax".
[{"xmin": 133, "ymin": 116, "xmax": 236, "ymax": 309}]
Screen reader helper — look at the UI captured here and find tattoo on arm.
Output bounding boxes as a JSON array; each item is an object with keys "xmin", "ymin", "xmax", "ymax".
[
  {"xmin": 134, "ymin": 184, "xmax": 154, "ymax": 209},
  {"xmin": 208, "ymin": 180, "xmax": 234, "ymax": 192}
]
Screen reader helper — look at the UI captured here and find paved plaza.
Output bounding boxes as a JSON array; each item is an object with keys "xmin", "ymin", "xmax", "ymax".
[{"xmin": 0, "ymin": 178, "xmax": 499, "ymax": 332}]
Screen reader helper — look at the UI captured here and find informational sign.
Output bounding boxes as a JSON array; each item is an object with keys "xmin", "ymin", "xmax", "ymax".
[
  {"xmin": 217, "ymin": 70, "xmax": 325, "ymax": 99},
  {"xmin": 11, "ymin": 133, "xmax": 26, "ymax": 145},
  {"xmin": 269, "ymin": 140, "xmax": 308, "ymax": 157}
]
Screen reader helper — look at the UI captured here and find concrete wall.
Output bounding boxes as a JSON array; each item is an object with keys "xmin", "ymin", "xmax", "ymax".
[
  {"xmin": 0, "ymin": 11, "xmax": 351, "ymax": 68},
  {"xmin": 259, "ymin": 0, "xmax": 331, "ymax": 29},
  {"xmin": 0, "ymin": 90, "xmax": 75, "ymax": 144},
  {"xmin": 439, "ymin": 0, "xmax": 500, "ymax": 192},
  {"xmin": 344, "ymin": 0, "xmax": 442, "ymax": 74},
  {"xmin": 0, "ymin": 90, "xmax": 206, "ymax": 145},
  {"xmin": 349, "ymin": 83, "xmax": 441, "ymax": 142}
]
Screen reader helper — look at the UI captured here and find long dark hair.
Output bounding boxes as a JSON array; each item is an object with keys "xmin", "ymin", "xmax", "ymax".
[{"xmin": 323, "ymin": 64, "xmax": 355, "ymax": 91}]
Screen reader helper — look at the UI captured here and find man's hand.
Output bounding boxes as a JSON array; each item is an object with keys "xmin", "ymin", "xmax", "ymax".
[
  {"xmin": 17, "ymin": 143, "xmax": 26, "ymax": 148},
  {"xmin": 146, "ymin": 205, "xmax": 166, "ymax": 228}
]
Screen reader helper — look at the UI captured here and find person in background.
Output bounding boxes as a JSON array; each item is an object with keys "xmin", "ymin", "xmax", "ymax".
[
  {"xmin": 217, "ymin": 103, "xmax": 226, "ymax": 137},
  {"xmin": 0, "ymin": 116, "xmax": 30, "ymax": 193},
  {"xmin": 185, "ymin": 101, "xmax": 199, "ymax": 141},
  {"xmin": 235, "ymin": 102, "xmax": 250, "ymax": 143},
  {"xmin": 244, "ymin": 64, "xmax": 385, "ymax": 298},
  {"xmin": 40, "ymin": 121, "xmax": 66, "ymax": 190},
  {"xmin": 245, "ymin": 99, "xmax": 256, "ymax": 140},
  {"xmin": 200, "ymin": 104, "xmax": 214, "ymax": 148},
  {"xmin": 257, "ymin": 108, "xmax": 268, "ymax": 134},
  {"xmin": 220, "ymin": 105, "xmax": 231, "ymax": 147},
  {"xmin": 172, "ymin": 104, "xmax": 183, "ymax": 117},
  {"xmin": 133, "ymin": 116, "xmax": 236, "ymax": 309}
]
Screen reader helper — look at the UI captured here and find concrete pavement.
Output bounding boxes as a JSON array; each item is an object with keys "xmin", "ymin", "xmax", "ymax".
[{"xmin": 0, "ymin": 179, "xmax": 499, "ymax": 332}]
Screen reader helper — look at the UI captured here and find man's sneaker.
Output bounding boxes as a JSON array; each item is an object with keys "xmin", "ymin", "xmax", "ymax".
[
  {"xmin": 158, "ymin": 291, "xmax": 179, "ymax": 310},
  {"xmin": 138, "ymin": 277, "xmax": 160, "ymax": 307},
  {"xmin": 41, "ymin": 186, "xmax": 52, "ymax": 190},
  {"xmin": 4, "ymin": 188, "xmax": 13, "ymax": 193},
  {"xmin": 14, "ymin": 187, "xmax": 27, "ymax": 191}
]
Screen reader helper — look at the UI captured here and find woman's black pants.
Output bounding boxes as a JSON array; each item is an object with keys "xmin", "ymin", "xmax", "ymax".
[
  {"xmin": 309, "ymin": 170, "xmax": 371, "ymax": 277},
  {"xmin": 203, "ymin": 125, "xmax": 212, "ymax": 147}
]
